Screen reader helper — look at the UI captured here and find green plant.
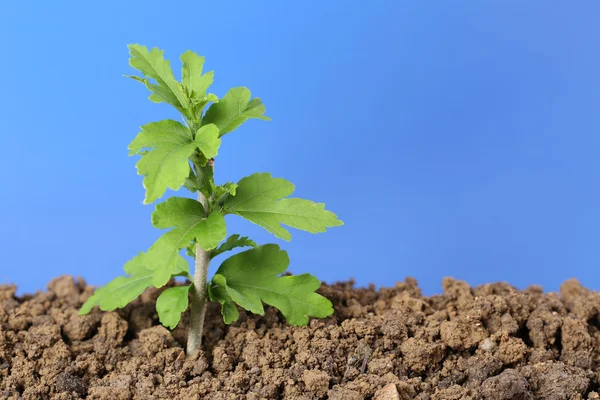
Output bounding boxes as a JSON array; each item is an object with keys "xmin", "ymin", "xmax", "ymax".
[{"xmin": 79, "ymin": 44, "xmax": 343, "ymax": 356}]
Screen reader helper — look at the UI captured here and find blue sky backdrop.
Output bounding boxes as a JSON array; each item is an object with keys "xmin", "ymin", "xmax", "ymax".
[{"xmin": 1, "ymin": 1, "xmax": 599, "ymax": 296}]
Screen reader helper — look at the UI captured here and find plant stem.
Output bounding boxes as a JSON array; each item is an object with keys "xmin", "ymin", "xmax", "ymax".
[{"xmin": 186, "ymin": 164, "xmax": 212, "ymax": 357}]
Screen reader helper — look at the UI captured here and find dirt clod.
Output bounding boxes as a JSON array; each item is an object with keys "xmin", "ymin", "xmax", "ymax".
[
  {"xmin": 374, "ymin": 383, "xmax": 400, "ymax": 400},
  {"xmin": 2, "ymin": 275, "xmax": 600, "ymax": 399},
  {"xmin": 55, "ymin": 372, "xmax": 87, "ymax": 396},
  {"xmin": 480, "ymin": 369, "xmax": 533, "ymax": 400},
  {"xmin": 302, "ymin": 369, "xmax": 331, "ymax": 397}
]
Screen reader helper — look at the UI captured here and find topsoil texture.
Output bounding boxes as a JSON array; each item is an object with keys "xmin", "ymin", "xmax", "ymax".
[{"xmin": 2, "ymin": 277, "xmax": 600, "ymax": 400}]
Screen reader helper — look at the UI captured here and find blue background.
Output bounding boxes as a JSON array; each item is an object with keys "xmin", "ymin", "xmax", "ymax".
[{"xmin": 1, "ymin": 1, "xmax": 599, "ymax": 296}]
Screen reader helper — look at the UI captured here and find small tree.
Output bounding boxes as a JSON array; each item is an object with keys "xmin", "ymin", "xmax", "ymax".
[{"xmin": 79, "ymin": 45, "xmax": 343, "ymax": 356}]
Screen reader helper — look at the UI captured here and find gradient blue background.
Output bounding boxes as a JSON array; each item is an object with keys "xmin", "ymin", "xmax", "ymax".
[{"xmin": 1, "ymin": 1, "xmax": 599, "ymax": 296}]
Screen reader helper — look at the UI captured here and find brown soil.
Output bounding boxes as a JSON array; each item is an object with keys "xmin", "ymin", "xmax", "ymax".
[{"xmin": 2, "ymin": 277, "xmax": 600, "ymax": 399}]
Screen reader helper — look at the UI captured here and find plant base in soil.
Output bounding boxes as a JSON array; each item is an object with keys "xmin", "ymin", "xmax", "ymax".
[{"xmin": 2, "ymin": 276, "xmax": 600, "ymax": 399}]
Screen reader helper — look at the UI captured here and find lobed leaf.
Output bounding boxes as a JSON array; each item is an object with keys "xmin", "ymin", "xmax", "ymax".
[
  {"xmin": 156, "ymin": 285, "xmax": 191, "ymax": 329},
  {"xmin": 223, "ymin": 173, "xmax": 343, "ymax": 240},
  {"xmin": 194, "ymin": 124, "xmax": 221, "ymax": 159},
  {"xmin": 207, "ymin": 272, "xmax": 239, "ymax": 324},
  {"xmin": 128, "ymin": 119, "xmax": 221, "ymax": 204},
  {"xmin": 180, "ymin": 50, "xmax": 214, "ymax": 99},
  {"xmin": 221, "ymin": 301, "xmax": 240, "ymax": 324},
  {"xmin": 152, "ymin": 195, "xmax": 206, "ymax": 228},
  {"xmin": 187, "ymin": 232, "xmax": 255, "ymax": 260},
  {"xmin": 210, "ymin": 234, "xmax": 256, "ymax": 259},
  {"xmin": 127, "ymin": 44, "xmax": 190, "ymax": 116},
  {"xmin": 146, "ymin": 197, "xmax": 226, "ymax": 284},
  {"xmin": 209, "ymin": 244, "xmax": 333, "ymax": 325},
  {"xmin": 215, "ymin": 182, "xmax": 238, "ymax": 196},
  {"xmin": 79, "ymin": 251, "xmax": 189, "ymax": 315},
  {"xmin": 79, "ymin": 274, "xmax": 152, "ymax": 315},
  {"xmin": 184, "ymin": 163, "xmax": 214, "ymax": 197},
  {"xmin": 202, "ymin": 87, "xmax": 270, "ymax": 136},
  {"xmin": 195, "ymin": 211, "xmax": 226, "ymax": 251},
  {"xmin": 213, "ymin": 182, "xmax": 238, "ymax": 207},
  {"xmin": 128, "ymin": 120, "xmax": 197, "ymax": 204}
]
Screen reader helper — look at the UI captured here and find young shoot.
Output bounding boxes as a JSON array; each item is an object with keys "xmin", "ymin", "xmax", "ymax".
[{"xmin": 79, "ymin": 45, "xmax": 343, "ymax": 356}]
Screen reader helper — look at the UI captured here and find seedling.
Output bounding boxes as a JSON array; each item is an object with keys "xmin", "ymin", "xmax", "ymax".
[{"xmin": 79, "ymin": 45, "xmax": 343, "ymax": 356}]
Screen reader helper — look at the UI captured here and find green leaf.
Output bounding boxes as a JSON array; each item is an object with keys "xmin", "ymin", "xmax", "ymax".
[
  {"xmin": 149, "ymin": 251, "xmax": 192, "ymax": 288},
  {"xmin": 79, "ymin": 261, "xmax": 152, "ymax": 315},
  {"xmin": 210, "ymin": 244, "xmax": 333, "ymax": 325},
  {"xmin": 128, "ymin": 119, "xmax": 193, "ymax": 156},
  {"xmin": 189, "ymin": 93, "xmax": 219, "ymax": 122},
  {"xmin": 184, "ymin": 163, "xmax": 214, "ymax": 197},
  {"xmin": 213, "ymin": 182, "xmax": 238, "ymax": 207},
  {"xmin": 122, "ymin": 251, "xmax": 151, "ymax": 275},
  {"xmin": 185, "ymin": 238, "xmax": 198, "ymax": 258},
  {"xmin": 156, "ymin": 285, "xmax": 190, "ymax": 329},
  {"xmin": 152, "ymin": 196, "xmax": 206, "ymax": 228},
  {"xmin": 127, "ymin": 44, "xmax": 190, "ymax": 116},
  {"xmin": 147, "ymin": 198, "xmax": 226, "ymax": 282},
  {"xmin": 128, "ymin": 119, "xmax": 219, "ymax": 204},
  {"xmin": 127, "ymin": 75, "xmax": 146, "ymax": 84},
  {"xmin": 195, "ymin": 211, "xmax": 226, "ymax": 251},
  {"xmin": 148, "ymin": 197, "xmax": 206, "ymax": 270},
  {"xmin": 195, "ymin": 124, "xmax": 221, "ymax": 159},
  {"xmin": 180, "ymin": 51, "xmax": 204, "ymax": 92},
  {"xmin": 172, "ymin": 253, "xmax": 191, "ymax": 278},
  {"xmin": 128, "ymin": 120, "xmax": 197, "ymax": 204},
  {"xmin": 79, "ymin": 274, "xmax": 152, "ymax": 315},
  {"xmin": 79, "ymin": 251, "xmax": 187, "ymax": 315},
  {"xmin": 208, "ymin": 274, "xmax": 239, "ymax": 324},
  {"xmin": 215, "ymin": 182, "xmax": 238, "ymax": 197},
  {"xmin": 204, "ymin": 93, "xmax": 219, "ymax": 104},
  {"xmin": 221, "ymin": 301, "xmax": 240, "ymax": 324},
  {"xmin": 180, "ymin": 50, "xmax": 214, "ymax": 98},
  {"xmin": 223, "ymin": 173, "xmax": 343, "ymax": 240},
  {"xmin": 202, "ymin": 87, "xmax": 270, "ymax": 136},
  {"xmin": 210, "ymin": 234, "xmax": 256, "ymax": 259}
]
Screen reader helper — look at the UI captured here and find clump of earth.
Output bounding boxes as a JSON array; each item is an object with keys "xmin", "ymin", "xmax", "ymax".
[{"xmin": 1, "ymin": 275, "xmax": 600, "ymax": 399}]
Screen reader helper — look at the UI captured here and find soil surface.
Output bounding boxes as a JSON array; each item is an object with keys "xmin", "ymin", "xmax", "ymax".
[{"xmin": 2, "ymin": 276, "xmax": 600, "ymax": 399}]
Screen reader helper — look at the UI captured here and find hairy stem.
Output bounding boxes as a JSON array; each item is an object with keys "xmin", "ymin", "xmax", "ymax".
[{"xmin": 186, "ymin": 163, "xmax": 213, "ymax": 357}]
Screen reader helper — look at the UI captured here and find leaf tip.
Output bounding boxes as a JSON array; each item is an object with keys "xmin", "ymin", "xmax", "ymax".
[
  {"xmin": 77, "ymin": 307, "xmax": 90, "ymax": 316},
  {"xmin": 78, "ymin": 298, "xmax": 95, "ymax": 316}
]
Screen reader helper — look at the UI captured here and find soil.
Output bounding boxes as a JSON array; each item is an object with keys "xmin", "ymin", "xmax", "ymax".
[{"xmin": 2, "ymin": 276, "xmax": 600, "ymax": 399}]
